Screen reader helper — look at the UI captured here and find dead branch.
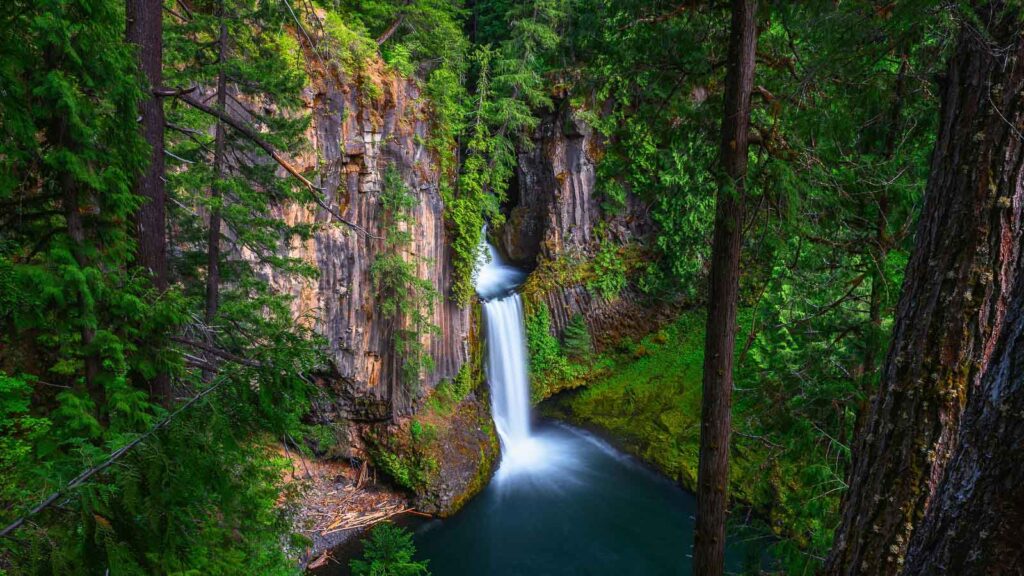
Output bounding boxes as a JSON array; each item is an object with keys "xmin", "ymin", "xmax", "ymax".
[
  {"xmin": 176, "ymin": 92, "xmax": 379, "ymax": 239},
  {"xmin": 0, "ymin": 379, "xmax": 226, "ymax": 539},
  {"xmin": 170, "ymin": 336, "xmax": 263, "ymax": 368},
  {"xmin": 376, "ymin": 14, "xmax": 405, "ymax": 45}
]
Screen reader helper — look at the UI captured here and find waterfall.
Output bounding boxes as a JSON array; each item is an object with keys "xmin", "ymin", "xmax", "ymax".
[
  {"xmin": 482, "ymin": 294, "xmax": 531, "ymax": 444},
  {"xmin": 474, "ymin": 239, "xmax": 543, "ymax": 475}
]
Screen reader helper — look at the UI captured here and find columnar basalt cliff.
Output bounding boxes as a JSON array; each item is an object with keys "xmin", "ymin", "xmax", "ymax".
[
  {"xmin": 271, "ymin": 60, "xmax": 470, "ymax": 421},
  {"xmin": 267, "ymin": 54, "xmax": 500, "ymax": 525},
  {"xmin": 499, "ymin": 103, "xmax": 660, "ymax": 346}
]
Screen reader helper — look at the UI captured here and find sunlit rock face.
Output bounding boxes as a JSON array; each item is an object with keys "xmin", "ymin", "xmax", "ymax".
[{"xmin": 269, "ymin": 60, "xmax": 470, "ymax": 420}]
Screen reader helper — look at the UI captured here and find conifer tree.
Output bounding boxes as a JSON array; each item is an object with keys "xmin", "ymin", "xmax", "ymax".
[
  {"xmin": 695, "ymin": 1, "xmax": 757, "ymax": 573},
  {"xmin": 562, "ymin": 313, "xmax": 593, "ymax": 360}
]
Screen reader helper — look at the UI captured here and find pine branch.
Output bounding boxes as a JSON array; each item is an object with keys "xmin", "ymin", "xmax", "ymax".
[{"xmin": 0, "ymin": 379, "xmax": 226, "ymax": 539}]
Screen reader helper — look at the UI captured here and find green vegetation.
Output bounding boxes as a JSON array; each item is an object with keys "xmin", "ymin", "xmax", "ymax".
[
  {"xmin": 372, "ymin": 449, "xmax": 433, "ymax": 493},
  {"xmin": 514, "ymin": 2, "xmax": 945, "ymax": 571},
  {"xmin": 587, "ymin": 240, "xmax": 628, "ymax": 300},
  {"xmin": 0, "ymin": 0, "xmax": 984, "ymax": 573},
  {"xmin": 544, "ymin": 305, "xmax": 871, "ymax": 570},
  {"xmin": 561, "ymin": 314, "xmax": 593, "ymax": 360},
  {"xmin": 525, "ymin": 303, "xmax": 592, "ymax": 401},
  {"xmin": 350, "ymin": 523, "xmax": 431, "ymax": 576},
  {"xmin": 368, "ymin": 414, "xmax": 440, "ymax": 493},
  {"xmin": 1, "ymin": 0, "xmax": 324, "ymax": 572},
  {"xmin": 427, "ymin": 365, "xmax": 474, "ymax": 417},
  {"xmin": 544, "ymin": 312, "xmax": 708, "ymax": 485},
  {"xmin": 372, "ymin": 166, "xmax": 439, "ymax": 392}
]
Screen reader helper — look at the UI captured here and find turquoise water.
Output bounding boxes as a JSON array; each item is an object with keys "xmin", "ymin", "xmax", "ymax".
[
  {"xmin": 412, "ymin": 421, "xmax": 761, "ymax": 575},
  {"xmin": 315, "ymin": 239, "xmax": 766, "ymax": 575}
]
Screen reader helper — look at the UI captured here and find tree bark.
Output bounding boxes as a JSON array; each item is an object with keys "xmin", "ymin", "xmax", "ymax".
[
  {"xmin": 693, "ymin": 1, "xmax": 756, "ymax": 574},
  {"xmin": 202, "ymin": 7, "xmax": 229, "ymax": 382},
  {"xmin": 205, "ymin": 10, "xmax": 228, "ymax": 328},
  {"xmin": 898, "ymin": 4, "xmax": 1024, "ymax": 573},
  {"xmin": 126, "ymin": 0, "xmax": 171, "ymax": 404},
  {"xmin": 824, "ymin": 3, "xmax": 1024, "ymax": 574},
  {"xmin": 902, "ymin": 249, "xmax": 1024, "ymax": 576}
]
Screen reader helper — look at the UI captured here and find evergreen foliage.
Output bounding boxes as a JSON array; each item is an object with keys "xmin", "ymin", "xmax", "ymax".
[
  {"xmin": 350, "ymin": 523, "xmax": 431, "ymax": 576},
  {"xmin": 0, "ymin": 0, "xmax": 989, "ymax": 573},
  {"xmin": 371, "ymin": 166, "xmax": 440, "ymax": 392},
  {"xmin": 587, "ymin": 240, "xmax": 628, "ymax": 300},
  {"xmin": 561, "ymin": 314, "xmax": 593, "ymax": 360},
  {"xmin": 525, "ymin": 303, "xmax": 586, "ymax": 400},
  {"xmin": 0, "ymin": 0, "xmax": 324, "ymax": 572}
]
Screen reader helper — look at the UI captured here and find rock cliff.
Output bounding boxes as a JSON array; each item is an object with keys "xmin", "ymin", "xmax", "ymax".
[
  {"xmin": 272, "ymin": 60, "xmax": 470, "ymax": 421},
  {"xmin": 498, "ymin": 102, "xmax": 661, "ymax": 346}
]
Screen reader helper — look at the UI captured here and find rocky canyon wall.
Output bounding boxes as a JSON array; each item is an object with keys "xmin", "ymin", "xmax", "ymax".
[
  {"xmin": 268, "ymin": 59, "xmax": 470, "ymax": 421},
  {"xmin": 499, "ymin": 102, "xmax": 662, "ymax": 347}
]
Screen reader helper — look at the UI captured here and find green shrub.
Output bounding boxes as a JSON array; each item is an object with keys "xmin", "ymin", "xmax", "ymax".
[
  {"xmin": 350, "ymin": 523, "xmax": 431, "ymax": 576},
  {"xmin": 372, "ymin": 450, "xmax": 422, "ymax": 492},
  {"xmin": 587, "ymin": 240, "xmax": 628, "ymax": 299},
  {"xmin": 322, "ymin": 12, "xmax": 377, "ymax": 75},
  {"xmin": 562, "ymin": 313, "xmax": 593, "ymax": 360},
  {"xmin": 525, "ymin": 303, "xmax": 586, "ymax": 400},
  {"xmin": 428, "ymin": 365, "xmax": 473, "ymax": 415}
]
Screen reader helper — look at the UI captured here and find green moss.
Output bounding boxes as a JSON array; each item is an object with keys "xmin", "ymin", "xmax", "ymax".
[
  {"xmin": 446, "ymin": 414, "xmax": 499, "ymax": 515},
  {"xmin": 540, "ymin": 307, "xmax": 847, "ymax": 568},
  {"xmin": 521, "ymin": 244, "xmax": 647, "ymax": 309},
  {"xmin": 525, "ymin": 303, "xmax": 591, "ymax": 401},
  {"xmin": 549, "ymin": 310, "xmax": 711, "ymax": 490},
  {"xmin": 541, "ymin": 309, "xmax": 769, "ymax": 503},
  {"xmin": 521, "ymin": 255, "xmax": 588, "ymax": 310}
]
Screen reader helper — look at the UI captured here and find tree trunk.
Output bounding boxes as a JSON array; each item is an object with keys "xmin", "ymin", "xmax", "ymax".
[
  {"xmin": 205, "ymin": 12, "xmax": 228, "ymax": 328},
  {"xmin": 203, "ymin": 9, "xmax": 229, "ymax": 382},
  {"xmin": 693, "ymin": 1, "xmax": 756, "ymax": 574},
  {"xmin": 901, "ymin": 260, "xmax": 1024, "ymax": 574},
  {"xmin": 902, "ymin": 252, "xmax": 1024, "ymax": 576},
  {"xmin": 899, "ymin": 5, "xmax": 1024, "ymax": 573},
  {"xmin": 824, "ymin": 3, "xmax": 1024, "ymax": 574},
  {"xmin": 126, "ymin": 0, "xmax": 171, "ymax": 403}
]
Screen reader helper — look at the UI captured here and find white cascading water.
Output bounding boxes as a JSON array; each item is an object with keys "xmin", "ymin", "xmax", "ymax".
[{"xmin": 474, "ymin": 239, "xmax": 550, "ymax": 478}]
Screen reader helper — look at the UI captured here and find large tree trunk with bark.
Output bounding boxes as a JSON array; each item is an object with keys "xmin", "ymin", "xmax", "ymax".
[
  {"xmin": 901, "ymin": 252, "xmax": 1024, "ymax": 575},
  {"xmin": 824, "ymin": 3, "xmax": 1024, "ymax": 574},
  {"xmin": 126, "ymin": 0, "xmax": 171, "ymax": 403},
  {"xmin": 899, "ymin": 5, "xmax": 1024, "ymax": 574},
  {"xmin": 693, "ymin": 1, "xmax": 756, "ymax": 574}
]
